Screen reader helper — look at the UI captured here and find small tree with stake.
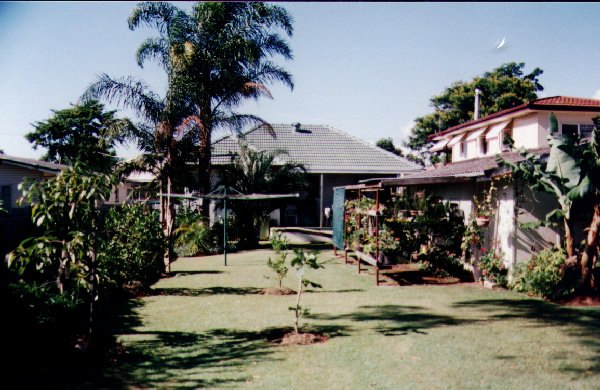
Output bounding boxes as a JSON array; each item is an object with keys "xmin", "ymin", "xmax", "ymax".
[{"xmin": 289, "ymin": 250, "xmax": 323, "ymax": 334}]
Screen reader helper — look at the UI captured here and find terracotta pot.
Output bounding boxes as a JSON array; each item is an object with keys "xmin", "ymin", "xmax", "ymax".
[{"xmin": 476, "ymin": 216, "xmax": 490, "ymax": 227}]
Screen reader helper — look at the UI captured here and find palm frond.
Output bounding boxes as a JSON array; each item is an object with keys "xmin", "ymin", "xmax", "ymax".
[{"xmin": 82, "ymin": 74, "xmax": 164, "ymax": 124}]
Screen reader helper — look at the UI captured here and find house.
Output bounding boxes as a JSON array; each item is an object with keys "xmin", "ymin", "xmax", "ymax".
[
  {"xmin": 211, "ymin": 123, "xmax": 423, "ymax": 227},
  {"xmin": 0, "ymin": 153, "xmax": 66, "ymax": 211},
  {"xmin": 381, "ymin": 96, "xmax": 600, "ymax": 277},
  {"xmin": 0, "ymin": 153, "xmax": 67, "ymax": 261}
]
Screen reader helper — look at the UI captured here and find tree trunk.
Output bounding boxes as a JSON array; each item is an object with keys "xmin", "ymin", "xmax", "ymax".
[
  {"xmin": 198, "ymin": 112, "xmax": 212, "ymax": 216},
  {"xmin": 57, "ymin": 245, "xmax": 67, "ymax": 294},
  {"xmin": 564, "ymin": 217, "xmax": 575, "ymax": 258},
  {"xmin": 294, "ymin": 277, "xmax": 303, "ymax": 334},
  {"xmin": 580, "ymin": 204, "xmax": 600, "ymax": 293}
]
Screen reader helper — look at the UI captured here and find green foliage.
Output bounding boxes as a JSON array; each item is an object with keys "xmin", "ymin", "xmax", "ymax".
[
  {"xmin": 478, "ymin": 246, "xmax": 508, "ymax": 287},
  {"xmin": 376, "ymin": 137, "xmax": 402, "ymax": 156},
  {"xmin": 128, "ymin": 1, "xmax": 295, "ymax": 195},
  {"xmin": 460, "ymin": 220, "xmax": 484, "ymax": 260},
  {"xmin": 0, "ymin": 282, "xmax": 87, "ymax": 371},
  {"xmin": 25, "ymin": 100, "xmax": 133, "ymax": 173},
  {"xmin": 98, "ymin": 204, "xmax": 166, "ymax": 288},
  {"xmin": 289, "ymin": 250, "xmax": 323, "ymax": 333},
  {"xmin": 267, "ymin": 252, "xmax": 289, "ymax": 288},
  {"xmin": 406, "ymin": 62, "xmax": 543, "ymax": 158},
  {"xmin": 473, "ymin": 181, "xmax": 497, "ymax": 218},
  {"xmin": 266, "ymin": 232, "xmax": 291, "ymax": 287},
  {"xmin": 174, "ymin": 208, "xmax": 216, "ymax": 256},
  {"xmin": 8, "ymin": 163, "xmax": 115, "ymax": 295},
  {"xmin": 418, "ymin": 248, "xmax": 471, "ymax": 280},
  {"xmin": 512, "ymin": 247, "xmax": 578, "ymax": 300},
  {"xmin": 270, "ymin": 232, "xmax": 290, "ymax": 253}
]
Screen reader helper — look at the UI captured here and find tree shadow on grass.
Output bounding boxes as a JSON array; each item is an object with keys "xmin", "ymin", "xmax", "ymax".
[
  {"xmin": 93, "ymin": 328, "xmax": 278, "ymax": 389},
  {"xmin": 311, "ymin": 304, "xmax": 477, "ymax": 336},
  {"xmin": 170, "ymin": 270, "xmax": 224, "ymax": 276},
  {"xmin": 453, "ymin": 298, "xmax": 600, "ymax": 376},
  {"xmin": 93, "ymin": 323, "xmax": 351, "ymax": 389},
  {"xmin": 151, "ymin": 286, "xmax": 263, "ymax": 296}
]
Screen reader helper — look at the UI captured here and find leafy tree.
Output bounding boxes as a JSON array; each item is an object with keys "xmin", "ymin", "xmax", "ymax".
[
  {"xmin": 128, "ymin": 1, "xmax": 295, "ymax": 199},
  {"xmin": 376, "ymin": 137, "xmax": 402, "ymax": 156},
  {"xmin": 218, "ymin": 140, "xmax": 307, "ymax": 249},
  {"xmin": 8, "ymin": 163, "xmax": 116, "ymax": 342},
  {"xmin": 498, "ymin": 113, "xmax": 600, "ymax": 294},
  {"xmin": 406, "ymin": 62, "xmax": 543, "ymax": 159},
  {"xmin": 25, "ymin": 100, "xmax": 133, "ymax": 173}
]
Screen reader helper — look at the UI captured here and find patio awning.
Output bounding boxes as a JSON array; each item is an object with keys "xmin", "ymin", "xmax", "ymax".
[
  {"xmin": 466, "ymin": 126, "xmax": 489, "ymax": 141},
  {"xmin": 429, "ymin": 138, "xmax": 450, "ymax": 152},
  {"xmin": 486, "ymin": 120, "xmax": 511, "ymax": 139}
]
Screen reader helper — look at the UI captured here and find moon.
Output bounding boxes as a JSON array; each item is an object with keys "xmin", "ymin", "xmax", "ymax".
[{"xmin": 495, "ymin": 37, "xmax": 506, "ymax": 50}]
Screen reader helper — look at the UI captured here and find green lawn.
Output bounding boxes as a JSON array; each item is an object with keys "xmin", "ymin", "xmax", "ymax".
[{"xmin": 91, "ymin": 247, "xmax": 599, "ymax": 389}]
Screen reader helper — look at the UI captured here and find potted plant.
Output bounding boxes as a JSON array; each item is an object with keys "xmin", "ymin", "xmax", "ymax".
[
  {"xmin": 378, "ymin": 228, "xmax": 400, "ymax": 265},
  {"xmin": 473, "ymin": 182, "xmax": 497, "ymax": 227}
]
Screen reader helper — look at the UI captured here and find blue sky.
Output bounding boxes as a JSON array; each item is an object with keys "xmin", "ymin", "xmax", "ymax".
[{"xmin": 2, "ymin": 2, "xmax": 600, "ymax": 159}]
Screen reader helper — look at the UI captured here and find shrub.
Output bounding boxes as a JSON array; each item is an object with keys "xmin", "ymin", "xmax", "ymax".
[
  {"xmin": 99, "ymin": 204, "xmax": 166, "ymax": 289},
  {"xmin": 513, "ymin": 247, "xmax": 578, "ymax": 300},
  {"xmin": 174, "ymin": 208, "xmax": 216, "ymax": 256},
  {"xmin": 0, "ymin": 282, "xmax": 86, "ymax": 371},
  {"xmin": 478, "ymin": 246, "xmax": 508, "ymax": 287}
]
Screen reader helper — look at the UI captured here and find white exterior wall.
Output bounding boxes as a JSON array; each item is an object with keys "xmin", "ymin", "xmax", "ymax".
[
  {"xmin": 494, "ymin": 182, "xmax": 517, "ymax": 281},
  {"xmin": 512, "ymin": 113, "xmax": 540, "ymax": 149}
]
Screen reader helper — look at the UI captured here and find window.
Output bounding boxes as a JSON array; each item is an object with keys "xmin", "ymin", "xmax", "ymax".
[
  {"xmin": 479, "ymin": 137, "xmax": 488, "ymax": 155},
  {"xmin": 460, "ymin": 141, "xmax": 467, "ymax": 157},
  {"xmin": 501, "ymin": 128, "xmax": 513, "ymax": 151},
  {"xmin": 1, "ymin": 185, "xmax": 11, "ymax": 210},
  {"xmin": 562, "ymin": 124, "xmax": 594, "ymax": 140}
]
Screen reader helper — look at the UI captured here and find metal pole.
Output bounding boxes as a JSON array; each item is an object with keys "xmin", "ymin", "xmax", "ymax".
[
  {"xmin": 319, "ymin": 173, "xmax": 324, "ymax": 228},
  {"xmin": 223, "ymin": 187, "xmax": 227, "ymax": 266}
]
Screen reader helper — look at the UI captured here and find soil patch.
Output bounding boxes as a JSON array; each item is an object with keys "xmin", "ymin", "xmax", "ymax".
[
  {"xmin": 555, "ymin": 295, "xmax": 600, "ymax": 307},
  {"xmin": 279, "ymin": 332, "xmax": 329, "ymax": 345},
  {"xmin": 261, "ymin": 287, "xmax": 296, "ymax": 296},
  {"xmin": 382, "ymin": 265, "xmax": 463, "ymax": 286}
]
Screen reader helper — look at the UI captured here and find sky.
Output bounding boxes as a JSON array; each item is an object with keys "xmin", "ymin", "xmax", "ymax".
[{"xmin": 2, "ymin": 2, "xmax": 600, "ymax": 159}]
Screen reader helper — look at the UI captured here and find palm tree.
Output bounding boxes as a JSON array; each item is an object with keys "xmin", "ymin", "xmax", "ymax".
[
  {"xmin": 128, "ymin": 1, "xmax": 294, "ymax": 200},
  {"xmin": 82, "ymin": 74, "xmax": 197, "ymax": 272},
  {"xmin": 219, "ymin": 140, "xmax": 306, "ymax": 249}
]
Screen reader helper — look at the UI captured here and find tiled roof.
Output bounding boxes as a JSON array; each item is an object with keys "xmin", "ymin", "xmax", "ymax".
[
  {"xmin": 533, "ymin": 96, "xmax": 600, "ymax": 107},
  {"xmin": 0, "ymin": 153, "xmax": 67, "ymax": 173},
  {"xmin": 429, "ymin": 96, "xmax": 600, "ymax": 141},
  {"xmin": 381, "ymin": 147, "xmax": 549, "ymax": 186},
  {"xmin": 212, "ymin": 124, "xmax": 423, "ymax": 174}
]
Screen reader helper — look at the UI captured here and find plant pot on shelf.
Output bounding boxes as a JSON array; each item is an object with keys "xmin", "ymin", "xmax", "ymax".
[{"xmin": 475, "ymin": 216, "xmax": 491, "ymax": 227}]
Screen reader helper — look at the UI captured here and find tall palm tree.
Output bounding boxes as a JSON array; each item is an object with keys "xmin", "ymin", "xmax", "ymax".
[
  {"xmin": 219, "ymin": 140, "xmax": 306, "ymax": 249},
  {"xmin": 128, "ymin": 1, "xmax": 294, "ymax": 199},
  {"xmin": 82, "ymin": 61, "xmax": 197, "ymax": 272}
]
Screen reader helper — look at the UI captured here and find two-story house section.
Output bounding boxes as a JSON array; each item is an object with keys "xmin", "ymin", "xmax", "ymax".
[
  {"xmin": 429, "ymin": 96, "xmax": 600, "ymax": 162},
  {"xmin": 383, "ymin": 96, "xmax": 600, "ymax": 279}
]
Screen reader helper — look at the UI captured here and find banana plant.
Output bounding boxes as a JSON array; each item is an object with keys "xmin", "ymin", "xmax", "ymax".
[{"xmin": 497, "ymin": 112, "xmax": 600, "ymax": 291}]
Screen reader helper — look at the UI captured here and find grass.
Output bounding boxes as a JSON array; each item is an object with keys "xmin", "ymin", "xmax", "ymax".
[{"xmin": 86, "ymin": 247, "xmax": 600, "ymax": 389}]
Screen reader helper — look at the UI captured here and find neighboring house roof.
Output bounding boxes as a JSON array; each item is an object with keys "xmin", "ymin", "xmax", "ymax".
[
  {"xmin": 429, "ymin": 96, "xmax": 600, "ymax": 141},
  {"xmin": 0, "ymin": 153, "xmax": 67, "ymax": 174},
  {"xmin": 381, "ymin": 147, "xmax": 549, "ymax": 186},
  {"xmin": 212, "ymin": 124, "xmax": 423, "ymax": 174}
]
